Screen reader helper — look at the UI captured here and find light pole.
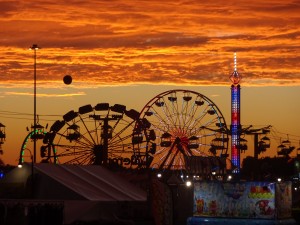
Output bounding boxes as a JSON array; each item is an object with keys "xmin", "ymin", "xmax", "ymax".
[{"xmin": 29, "ymin": 44, "xmax": 40, "ymax": 163}]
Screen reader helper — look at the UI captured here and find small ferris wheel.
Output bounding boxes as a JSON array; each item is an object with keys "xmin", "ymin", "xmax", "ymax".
[{"xmin": 19, "ymin": 103, "xmax": 143, "ymax": 167}]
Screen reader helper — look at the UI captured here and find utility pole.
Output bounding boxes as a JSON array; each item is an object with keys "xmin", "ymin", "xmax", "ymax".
[{"xmin": 29, "ymin": 44, "xmax": 40, "ymax": 163}]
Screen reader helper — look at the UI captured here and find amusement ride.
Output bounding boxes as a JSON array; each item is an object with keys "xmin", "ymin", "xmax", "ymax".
[{"xmin": 14, "ymin": 51, "xmax": 299, "ymax": 182}]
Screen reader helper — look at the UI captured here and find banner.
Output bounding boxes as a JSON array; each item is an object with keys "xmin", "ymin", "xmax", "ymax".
[{"xmin": 193, "ymin": 181, "xmax": 287, "ymax": 219}]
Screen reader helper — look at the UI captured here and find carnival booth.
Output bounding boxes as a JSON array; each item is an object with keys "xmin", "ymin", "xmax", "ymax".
[{"xmin": 187, "ymin": 181, "xmax": 297, "ymax": 225}]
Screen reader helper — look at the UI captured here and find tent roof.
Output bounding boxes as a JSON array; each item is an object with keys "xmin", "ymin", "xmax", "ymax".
[
  {"xmin": 31, "ymin": 163, "xmax": 147, "ymax": 201},
  {"xmin": 34, "ymin": 163, "xmax": 147, "ymax": 201}
]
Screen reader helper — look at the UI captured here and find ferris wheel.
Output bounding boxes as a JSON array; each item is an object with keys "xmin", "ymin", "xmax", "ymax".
[
  {"xmin": 37, "ymin": 103, "xmax": 143, "ymax": 167},
  {"xmin": 133, "ymin": 89, "xmax": 229, "ymax": 171},
  {"xmin": 18, "ymin": 90, "xmax": 229, "ymax": 172}
]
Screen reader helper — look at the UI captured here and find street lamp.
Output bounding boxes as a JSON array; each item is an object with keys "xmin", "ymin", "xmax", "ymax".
[{"xmin": 29, "ymin": 44, "xmax": 40, "ymax": 163}]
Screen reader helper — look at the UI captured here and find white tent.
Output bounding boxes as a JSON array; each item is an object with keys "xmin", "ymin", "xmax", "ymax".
[
  {"xmin": 33, "ymin": 163, "xmax": 147, "ymax": 201},
  {"xmin": 1, "ymin": 163, "xmax": 148, "ymax": 224}
]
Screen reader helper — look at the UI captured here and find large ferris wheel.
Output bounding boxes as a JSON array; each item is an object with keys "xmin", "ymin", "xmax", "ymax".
[
  {"xmin": 133, "ymin": 89, "xmax": 229, "ymax": 171},
  {"xmin": 18, "ymin": 90, "xmax": 229, "ymax": 173}
]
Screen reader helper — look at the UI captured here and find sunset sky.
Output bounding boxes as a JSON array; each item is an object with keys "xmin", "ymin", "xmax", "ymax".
[{"xmin": 0, "ymin": 0, "xmax": 299, "ymax": 166}]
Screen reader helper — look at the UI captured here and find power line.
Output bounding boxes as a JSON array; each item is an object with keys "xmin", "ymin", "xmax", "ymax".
[
  {"xmin": 0, "ymin": 110, "xmax": 62, "ymax": 117},
  {"xmin": 0, "ymin": 115, "xmax": 58, "ymax": 122},
  {"xmin": 1, "ymin": 111, "xmax": 299, "ymax": 144}
]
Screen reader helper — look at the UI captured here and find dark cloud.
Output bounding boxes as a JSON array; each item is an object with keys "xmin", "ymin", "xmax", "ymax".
[{"xmin": 0, "ymin": 1, "xmax": 20, "ymax": 17}]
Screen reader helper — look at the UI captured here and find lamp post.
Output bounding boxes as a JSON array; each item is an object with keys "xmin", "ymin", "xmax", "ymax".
[{"xmin": 29, "ymin": 44, "xmax": 40, "ymax": 163}]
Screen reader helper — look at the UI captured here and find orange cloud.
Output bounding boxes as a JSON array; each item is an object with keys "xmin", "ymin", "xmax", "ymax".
[{"xmin": 0, "ymin": 0, "xmax": 299, "ymax": 88}]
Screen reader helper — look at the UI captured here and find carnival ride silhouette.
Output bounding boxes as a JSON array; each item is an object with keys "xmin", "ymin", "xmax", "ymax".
[{"xmin": 17, "ymin": 89, "xmax": 231, "ymax": 175}]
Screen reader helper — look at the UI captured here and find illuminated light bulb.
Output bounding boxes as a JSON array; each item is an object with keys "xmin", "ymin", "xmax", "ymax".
[
  {"xmin": 186, "ymin": 181, "xmax": 192, "ymax": 187},
  {"xmin": 234, "ymin": 52, "xmax": 237, "ymax": 71}
]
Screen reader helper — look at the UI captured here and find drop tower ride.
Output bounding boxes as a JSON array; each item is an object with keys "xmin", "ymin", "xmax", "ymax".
[{"xmin": 229, "ymin": 53, "xmax": 241, "ymax": 173}]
